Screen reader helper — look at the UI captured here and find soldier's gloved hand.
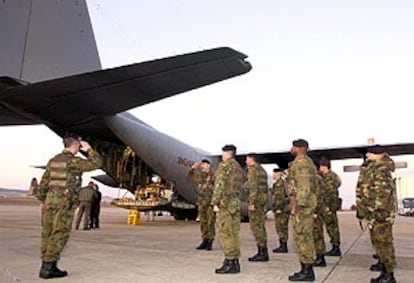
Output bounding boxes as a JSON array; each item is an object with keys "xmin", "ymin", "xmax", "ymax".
[{"xmin": 79, "ymin": 140, "xmax": 91, "ymax": 151}]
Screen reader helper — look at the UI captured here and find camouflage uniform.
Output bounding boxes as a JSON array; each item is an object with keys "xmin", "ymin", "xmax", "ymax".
[
  {"xmin": 313, "ymin": 175, "xmax": 328, "ymax": 263},
  {"xmin": 212, "ymin": 158, "xmax": 244, "ymax": 260},
  {"xmin": 321, "ymin": 170, "xmax": 342, "ymax": 247},
  {"xmin": 246, "ymin": 163, "xmax": 268, "ymax": 248},
  {"xmin": 74, "ymin": 185, "xmax": 96, "ymax": 230},
  {"xmin": 271, "ymin": 178, "xmax": 290, "ymax": 244},
  {"xmin": 356, "ymin": 154, "xmax": 397, "ymax": 275},
  {"xmin": 37, "ymin": 148, "xmax": 102, "ymax": 262},
  {"xmin": 188, "ymin": 168, "xmax": 215, "ymax": 241},
  {"xmin": 287, "ymin": 153, "xmax": 317, "ymax": 265}
]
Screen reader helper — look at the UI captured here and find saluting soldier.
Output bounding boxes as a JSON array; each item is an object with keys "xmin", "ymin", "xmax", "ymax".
[
  {"xmin": 286, "ymin": 139, "xmax": 317, "ymax": 282},
  {"xmin": 36, "ymin": 136, "xmax": 102, "ymax": 279},
  {"xmin": 212, "ymin": 144, "xmax": 244, "ymax": 274},
  {"xmin": 271, "ymin": 168, "xmax": 290, "ymax": 253},
  {"xmin": 188, "ymin": 159, "xmax": 216, "ymax": 250},
  {"xmin": 319, "ymin": 157, "xmax": 342, "ymax": 257},
  {"xmin": 356, "ymin": 145, "xmax": 397, "ymax": 283},
  {"xmin": 245, "ymin": 153, "xmax": 269, "ymax": 262},
  {"xmin": 313, "ymin": 174, "xmax": 328, "ymax": 267}
]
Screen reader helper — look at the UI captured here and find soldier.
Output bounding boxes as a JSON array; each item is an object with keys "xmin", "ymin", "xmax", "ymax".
[
  {"xmin": 36, "ymin": 136, "xmax": 102, "ymax": 279},
  {"xmin": 245, "ymin": 153, "xmax": 269, "ymax": 262},
  {"xmin": 74, "ymin": 181, "xmax": 96, "ymax": 230},
  {"xmin": 319, "ymin": 157, "xmax": 342, "ymax": 257},
  {"xmin": 212, "ymin": 144, "xmax": 244, "ymax": 274},
  {"xmin": 313, "ymin": 174, "xmax": 328, "ymax": 267},
  {"xmin": 356, "ymin": 145, "xmax": 397, "ymax": 283},
  {"xmin": 187, "ymin": 159, "xmax": 216, "ymax": 250},
  {"xmin": 90, "ymin": 183, "xmax": 102, "ymax": 229},
  {"xmin": 271, "ymin": 168, "xmax": 290, "ymax": 253},
  {"xmin": 287, "ymin": 139, "xmax": 317, "ymax": 282}
]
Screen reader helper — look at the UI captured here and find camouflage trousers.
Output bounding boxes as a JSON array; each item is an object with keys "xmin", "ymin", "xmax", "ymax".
[
  {"xmin": 41, "ymin": 192, "xmax": 76, "ymax": 261},
  {"xmin": 216, "ymin": 209, "xmax": 240, "ymax": 259},
  {"xmin": 369, "ymin": 221, "xmax": 396, "ymax": 272},
  {"xmin": 293, "ymin": 210, "xmax": 315, "ymax": 264},
  {"xmin": 273, "ymin": 210, "xmax": 289, "ymax": 243},
  {"xmin": 248, "ymin": 205, "xmax": 267, "ymax": 247},
  {"xmin": 323, "ymin": 211, "xmax": 341, "ymax": 245},
  {"xmin": 313, "ymin": 214, "xmax": 326, "ymax": 255},
  {"xmin": 198, "ymin": 198, "xmax": 215, "ymax": 240}
]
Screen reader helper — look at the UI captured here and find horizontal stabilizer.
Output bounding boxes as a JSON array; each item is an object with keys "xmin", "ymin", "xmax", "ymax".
[
  {"xmin": 343, "ymin": 161, "xmax": 408, "ymax": 172},
  {"xmin": 91, "ymin": 174, "xmax": 120, "ymax": 188},
  {"xmin": 0, "ymin": 47, "xmax": 251, "ymax": 126},
  {"xmin": 234, "ymin": 143, "xmax": 414, "ymax": 169}
]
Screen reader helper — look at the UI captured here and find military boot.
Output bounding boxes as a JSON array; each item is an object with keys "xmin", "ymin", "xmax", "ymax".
[
  {"xmin": 288, "ymin": 263, "xmax": 315, "ymax": 281},
  {"xmin": 313, "ymin": 254, "xmax": 327, "ymax": 267},
  {"xmin": 196, "ymin": 239, "xmax": 208, "ymax": 250},
  {"xmin": 370, "ymin": 261, "xmax": 385, "ymax": 272},
  {"xmin": 233, "ymin": 258, "xmax": 240, "ymax": 272},
  {"xmin": 205, "ymin": 239, "xmax": 213, "ymax": 251},
  {"xmin": 215, "ymin": 259, "xmax": 240, "ymax": 274},
  {"xmin": 39, "ymin": 261, "xmax": 54, "ymax": 279},
  {"xmin": 248, "ymin": 246, "xmax": 269, "ymax": 262},
  {"xmin": 371, "ymin": 271, "xmax": 397, "ymax": 283},
  {"xmin": 372, "ymin": 253, "xmax": 379, "ymax": 259},
  {"xmin": 290, "ymin": 262, "xmax": 305, "ymax": 278},
  {"xmin": 51, "ymin": 261, "xmax": 68, "ymax": 278},
  {"xmin": 273, "ymin": 240, "xmax": 288, "ymax": 253},
  {"xmin": 325, "ymin": 245, "xmax": 341, "ymax": 256}
]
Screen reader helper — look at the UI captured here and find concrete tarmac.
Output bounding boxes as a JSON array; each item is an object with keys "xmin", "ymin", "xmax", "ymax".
[{"xmin": 1, "ymin": 202, "xmax": 413, "ymax": 283}]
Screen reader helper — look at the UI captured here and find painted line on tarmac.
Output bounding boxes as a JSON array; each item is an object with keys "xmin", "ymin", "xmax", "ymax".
[{"xmin": 321, "ymin": 226, "xmax": 367, "ymax": 283}]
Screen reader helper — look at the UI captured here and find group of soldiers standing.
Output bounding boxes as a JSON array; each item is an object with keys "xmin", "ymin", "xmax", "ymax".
[
  {"xmin": 189, "ymin": 140, "xmax": 397, "ymax": 283},
  {"xmin": 34, "ymin": 135, "xmax": 397, "ymax": 282}
]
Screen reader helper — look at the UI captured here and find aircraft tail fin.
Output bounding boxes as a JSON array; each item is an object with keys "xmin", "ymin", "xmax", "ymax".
[
  {"xmin": 0, "ymin": 0, "xmax": 101, "ymax": 82},
  {"xmin": 0, "ymin": 47, "xmax": 251, "ymax": 127}
]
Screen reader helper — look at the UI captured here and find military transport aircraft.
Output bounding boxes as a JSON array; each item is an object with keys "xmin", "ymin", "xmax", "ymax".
[{"xmin": 1, "ymin": 1, "xmax": 414, "ymax": 220}]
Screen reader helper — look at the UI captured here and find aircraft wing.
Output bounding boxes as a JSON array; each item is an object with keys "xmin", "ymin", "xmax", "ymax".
[
  {"xmin": 234, "ymin": 143, "xmax": 414, "ymax": 169},
  {"xmin": 0, "ymin": 47, "xmax": 251, "ymax": 127}
]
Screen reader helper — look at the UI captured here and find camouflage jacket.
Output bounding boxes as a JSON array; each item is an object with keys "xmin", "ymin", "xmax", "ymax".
[
  {"xmin": 37, "ymin": 148, "xmax": 103, "ymax": 203},
  {"xmin": 321, "ymin": 170, "xmax": 342, "ymax": 211},
  {"xmin": 211, "ymin": 158, "xmax": 244, "ymax": 214},
  {"xmin": 246, "ymin": 163, "xmax": 268, "ymax": 207},
  {"xmin": 357, "ymin": 154, "xmax": 396, "ymax": 222},
  {"xmin": 287, "ymin": 153, "xmax": 317, "ymax": 212},
  {"xmin": 315, "ymin": 174, "xmax": 328, "ymax": 216},
  {"xmin": 187, "ymin": 168, "xmax": 215, "ymax": 200},
  {"xmin": 271, "ymin": 178, "xmax": 289, "ymax": 212}
]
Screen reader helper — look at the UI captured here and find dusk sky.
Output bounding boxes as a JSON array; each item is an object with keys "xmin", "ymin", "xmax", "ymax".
[{"xmin": 1, "ymin": 0, "xmax": 414, "ymax": 208}]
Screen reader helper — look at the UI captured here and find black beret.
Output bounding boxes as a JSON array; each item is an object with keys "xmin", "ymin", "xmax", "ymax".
[
  {"xmin": 201, "ymin": 159, "xmax": 210, "ymax": 164},
  {"xmin": 292, "ymin": 139, "xmax": 309, "ymax": 148},
  {"xmin": 367, "ymin": 145, "xmax": 385, "ymax": 154},
  {"xmin": 222, "ymin": 144, "xmax": 237, "ymax": 152},
  {"xmin": 273, "ymin": 168, "xmax": 284, "ymax": 173},
  {"xmin": 319, "ymin": 158, "xmax": 331, "ymax": 167}
]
